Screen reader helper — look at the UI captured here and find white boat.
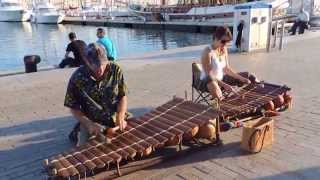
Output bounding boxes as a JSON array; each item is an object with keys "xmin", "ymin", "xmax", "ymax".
[
  {"xmin": 128, "ymin": 0, "xmax": 290, "ymax": 22},
  {"xmin": 80, "ymin": 5, "xmax": 130, "ymax": 18},
  {"xmin": 0, "ymin": 0, "xmax": 31, "ymax": 22},
  {"xmin": 80, "ymin": 6, "xmax": 108, "ymax": 17},
  {"xmin": 31, "ymin": 1, "xmax": 64, "ymax": 24}
]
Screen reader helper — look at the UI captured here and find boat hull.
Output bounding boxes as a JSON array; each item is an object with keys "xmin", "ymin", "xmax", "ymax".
[
  {"xmin": 0, "ymin": 10, "xmax": 30, "ymax": 22},
  {"xmin": 128, "ymin": 0, "xmax": 289, "ymax": 21},
  {"xmin": 31, "ymin": 14, "xmax": 64, "ymax": 24}
]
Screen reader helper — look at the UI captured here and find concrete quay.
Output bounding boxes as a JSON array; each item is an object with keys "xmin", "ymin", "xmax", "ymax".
[
  {"xmin": 0, "ymin": 31, "xmax": 320, "ymax": 179},
  {"xmin": 63, "ymin": 16, "xmax": 233, "ymax": 33}
]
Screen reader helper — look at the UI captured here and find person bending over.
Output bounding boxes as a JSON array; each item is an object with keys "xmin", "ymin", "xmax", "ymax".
[{"xmin": 65, "ymin": 43, "xmax": 127, "ymax": 145}]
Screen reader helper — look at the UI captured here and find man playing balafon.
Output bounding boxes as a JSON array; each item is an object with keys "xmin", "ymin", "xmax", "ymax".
[{"xmin": 65, "ymin": 43, "xmax": 127, "ymax": 145}]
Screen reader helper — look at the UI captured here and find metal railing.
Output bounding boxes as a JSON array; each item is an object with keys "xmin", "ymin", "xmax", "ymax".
[{"xmin": 267, "ymin": 15, "xmax": 297, "ymax": 52}]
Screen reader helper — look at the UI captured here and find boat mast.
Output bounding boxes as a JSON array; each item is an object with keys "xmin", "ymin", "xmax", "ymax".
[
  {"xmin": 310, "ymin": 0, "xmax": 315, "ymax": 16},
  {"xmin": 79, "ymin": 0, "xmax": 83, "ymax": 9}
]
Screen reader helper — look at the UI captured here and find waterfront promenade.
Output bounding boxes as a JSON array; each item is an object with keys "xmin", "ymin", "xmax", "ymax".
[{"xmin": 0, "ymin": 31, "xmax": 320, "ymax": 179}]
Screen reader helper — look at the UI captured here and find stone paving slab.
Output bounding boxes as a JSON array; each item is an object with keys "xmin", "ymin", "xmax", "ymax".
[{"xmin": 0, "ymin": 32, "xmax": 320, "ymax": 180}]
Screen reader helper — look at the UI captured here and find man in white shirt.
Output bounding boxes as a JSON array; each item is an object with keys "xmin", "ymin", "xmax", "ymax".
[{"xmin": 290, "ymin": 7, "xmax": 310, "ymax": 35}]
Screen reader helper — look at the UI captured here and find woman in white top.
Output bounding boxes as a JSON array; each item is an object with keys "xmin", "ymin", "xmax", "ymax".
[{"xmin": 200, "ymin": 26, "xmax": 251, "ymax": 100}]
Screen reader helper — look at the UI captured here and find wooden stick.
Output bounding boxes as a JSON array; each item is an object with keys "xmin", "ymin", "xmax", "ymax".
[
  {"xmin": 51, "ymin": 168, "xmax": 57, "ymax": 176},
  {"xmin": 177, "ymin": 138, "xmax": 183, "ymax": 152},
  {"xmin": 116, "ymin": 161, "xmax": 122, "ymax": 176},
  {"xmin": 184, "ymin": 90, "xmax": 188, "ymax": 100},
  {"xmin": 43, "ymin": 159, "xmax": 49, "ymax": 167}
]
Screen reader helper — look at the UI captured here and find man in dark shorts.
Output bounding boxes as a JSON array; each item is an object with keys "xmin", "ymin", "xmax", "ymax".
[
  {"xmin": 289, "ymin": 8, "xmax": 310, "ymax": 35},
  {"xmin": 59, "ymin": 32, "xmax": 87, "ymax": 68},
  {"xmin": 65, "ymin": 43, "xmax": 128, "ymax": 146}
]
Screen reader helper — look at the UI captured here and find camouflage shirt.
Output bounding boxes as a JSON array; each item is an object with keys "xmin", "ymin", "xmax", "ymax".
[{"xmin": 64, "ymin": 62, "xmax": 127, "ymax": 127}]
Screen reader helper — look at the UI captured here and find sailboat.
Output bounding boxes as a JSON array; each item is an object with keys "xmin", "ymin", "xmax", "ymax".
[
  {"xmin": 128, "ymin": 0, "xmax": 290, "ymax": 22},
  {"xmin": 79, "ymin": 0, "xmax": 130, "ymax": 19},
  {"xmin": 107, "ymin": 0, "xmax": 131, "ymax": 18}
]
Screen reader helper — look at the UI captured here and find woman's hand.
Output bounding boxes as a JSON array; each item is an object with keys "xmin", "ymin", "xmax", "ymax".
[{"xmin": 224, "ymin": 84, "xmax": 238, "ymax": 95}]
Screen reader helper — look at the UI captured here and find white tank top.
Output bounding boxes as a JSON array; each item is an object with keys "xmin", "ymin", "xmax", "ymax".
[{"xmin": 200, "ymin": 46, "xmax": 227, "ymax": 81}]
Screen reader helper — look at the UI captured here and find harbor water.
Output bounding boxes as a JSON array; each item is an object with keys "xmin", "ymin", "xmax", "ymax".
[{"xmin": 0, "ymin": 22, "xmax": 212, "ymax": 72}]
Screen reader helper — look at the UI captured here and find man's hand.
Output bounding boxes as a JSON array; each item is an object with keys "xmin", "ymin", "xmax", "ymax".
[
  {"xmin": 117, "ymin": 119, "xmax": 127, "ymax": 132},
  {"xmin": 87, "ymin": 122, "xmax": 104, "ymax": 136},
  {"xmin": 107, "ymin": 120, "xmax": 127, "ymax": 137},
  {"xmin": 70, "ymin": 109, "xmax": 104, "ymax": 136},
  {"xmin": 116, "ymin": 95, "xmax": 127, "ymax": 132},
  {"xmin": 240, "ymin": 77, "xmax": 251, "ymax": 84}
]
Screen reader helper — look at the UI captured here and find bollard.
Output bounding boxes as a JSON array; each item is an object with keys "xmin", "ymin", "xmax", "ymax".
[{"xmin": 23, "ymin": 55, "xmax": 41, "ymax": 73}]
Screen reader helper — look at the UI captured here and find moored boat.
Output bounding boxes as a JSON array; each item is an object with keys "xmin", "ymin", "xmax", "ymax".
[
  {"xmin": 31, "ymin": 1, "xmax": 64, "ymax": 24},
  {"xmin": 0, "ymin": 0, "xmax": 31, "ymax": 22},
  {"xmin": 128, "ymin": 0, "xmax": 290, "ymax": 22}
]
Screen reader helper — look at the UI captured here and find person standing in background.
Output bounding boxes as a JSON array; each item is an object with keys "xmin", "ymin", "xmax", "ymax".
[{"xmin": 96, "ymin": 28, "xmax": 118, "ymax": 61}]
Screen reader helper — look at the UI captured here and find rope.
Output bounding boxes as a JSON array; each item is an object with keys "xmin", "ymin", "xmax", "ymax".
[{"xmin": 248, "ymin": 125, "xmax": 270, "ymax": 153}]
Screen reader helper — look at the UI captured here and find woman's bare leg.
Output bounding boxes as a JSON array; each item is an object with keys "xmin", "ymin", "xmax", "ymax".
[{"xmin": 207, "ymin": 80, "xmax": 223, "ymax": 100}]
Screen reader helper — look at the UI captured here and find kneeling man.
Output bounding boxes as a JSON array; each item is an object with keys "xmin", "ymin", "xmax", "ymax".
[{"xmin": 65, "ymin": 43, "xmax": 127, "ymax": 145}]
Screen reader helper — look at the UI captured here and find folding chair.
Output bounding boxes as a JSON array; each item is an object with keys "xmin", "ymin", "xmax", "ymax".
[
  {"xmin": 192, "ymin": 62, "xmax": 254, "ymax": 105},
  {"xmin": 191, "ymin": 62, "xmax": 223, "ymax": 145},
  {"xmin": 191, "ymin": 62, "xmax": 212, "ymax": 106}
]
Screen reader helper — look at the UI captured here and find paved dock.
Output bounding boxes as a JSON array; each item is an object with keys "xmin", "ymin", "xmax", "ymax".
[{"xmin": 0, "ymin": 31, "xmax": 320, "ymax": 180}]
